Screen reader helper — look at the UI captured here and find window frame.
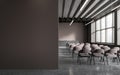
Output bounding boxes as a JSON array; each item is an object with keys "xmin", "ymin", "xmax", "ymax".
[{"xmin": 91, "ymin": 12, "xmax": 115, "ymax": 44}]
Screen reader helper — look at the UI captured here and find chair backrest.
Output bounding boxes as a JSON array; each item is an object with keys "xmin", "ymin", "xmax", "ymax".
[
  {"xmin": 109, "ymin": 47, "xmax": 120, "ymax": 54},
  {"xmin": 113, "ymin": 47, "xmax": 120, "ymax": 51},
  {"xmin": 93, "ymin": 49, "xmax": 104, "ymax": 54},
  {"xmin": 83, "ymin": 44, "xmax": 91, "ymax": 53},
  {"xmin": 69, "ymin": 43, "xmax": 76, "ymax": 50},
  {"xmin": 75, "ymin": 43, "xmax": 84, "ymax": 51},
  {"xmin": 99, "ymin": 45, "xmax": 104, "ymax": 48},
  {"xmin": 76, "ymin": 43, "xmax": 80, "ymax": 46},
  {"xmin": 101, "ymin": 46, "xmax": 110, "ymax": 52},
  {"xmin": 91, "ymin": 44, "xmax": 101, "ymax": 51}
]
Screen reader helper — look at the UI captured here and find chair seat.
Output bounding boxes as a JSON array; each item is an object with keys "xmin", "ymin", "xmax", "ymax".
[
  {"xmin": 74, "ymin": 50, "xmax": 79, "ymax": 53},
  {"xmin": 79, "ymin": 53, "xmax": 90, "ymax": 57},
  {"xmin": 106, "ymin": 53, "xmax": 117, "ymax": 57},
  {"xmin": 93, "ymin": 53, "xmax": 104, "ymax": 57}
]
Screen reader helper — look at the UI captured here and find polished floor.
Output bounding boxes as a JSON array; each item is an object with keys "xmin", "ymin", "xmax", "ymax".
[{"xmin": 0, "ymin": 46, "xmax": 120, "ymax": 75}]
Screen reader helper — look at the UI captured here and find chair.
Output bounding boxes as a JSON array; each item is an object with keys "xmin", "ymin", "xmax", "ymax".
[
  {"xmin": 72, "ymin": 43, "xmax": 84, "ymax": 58},
  {"xmin": 77, "ymin": 43, "xmax": 91, "ymax": 64},
  {"xmin": 91, "ymin": 49, "xmax": 105, "ymax": 64},
  {"xmin": 105, "ymin": 47, "xmax": 119, "ymax": 65},
  {"xmin": 91, "ymin": 44, "xmax": 101, "ymax": 52}
]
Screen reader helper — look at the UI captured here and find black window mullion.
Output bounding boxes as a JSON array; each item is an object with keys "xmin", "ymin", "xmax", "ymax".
[
  {"xmin": 114, "ymin": 10, "xmax": 117, "ymax": 45},
  {"xmin": 105, "ymin": 15, "xmax": 107, "ymax": 43},
  {"xmin": 100, "ymin": 18, "xmax": 102, "ymax": 43}
]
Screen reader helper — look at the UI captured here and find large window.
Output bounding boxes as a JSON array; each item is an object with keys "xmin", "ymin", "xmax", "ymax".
[{"xmin": 91, "ymin": 13, "xmax": 114, "ymax": 43}]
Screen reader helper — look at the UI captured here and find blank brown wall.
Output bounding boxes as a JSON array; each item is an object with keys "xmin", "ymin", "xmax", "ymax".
[
  {"xmin": 59, "ymin": 23, "xmax": 86, "ymax": 42},
  {"xmin": 0, "ymin": 0, "xmax": 58, "ymax": 69}
]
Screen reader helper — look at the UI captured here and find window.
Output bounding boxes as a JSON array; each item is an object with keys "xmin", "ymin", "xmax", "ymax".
[
  {"xmin": 96, "ymin": 20, "xmax": 100, "ymax": 30},
  {"xmin": 91, "ymin": 13, "xmax": 114, "ymax": 43},
  {"xmin": 96, "ymin": 31, "xmax": 100, "ymax": 42},
  {"xmin": 101, "ymin": 30, "xmax": 105, "ymax": 42},
  {"xmin": 106, "ymin": 29, "xmax": 112, "ymax": 43},
  {"xmin": 101, "ymin": 17, "xmax": 105, "ymax": 29},
  {"xmin": 106, "ymin": 13, "xmax": 113, "ymax": 28}
]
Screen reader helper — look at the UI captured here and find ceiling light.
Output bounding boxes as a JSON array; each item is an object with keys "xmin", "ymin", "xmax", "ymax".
[
  {"xmin": 86, "ymin": 0, "xmax": 109, "ymax": 18},
  {"xmin": 69, "ymin": 20, "xmax": 74, "ymax": 26},
  {"xmin": 91, "ymin": 0, "xmax": 118, "ymax": 18},
  {"xmin": 75, "ymin": 0, "xmax": 90, "ymax": 18},
  {"xmin": 81, "ymin": 0, "xmax": 100, "ymax": 18}
]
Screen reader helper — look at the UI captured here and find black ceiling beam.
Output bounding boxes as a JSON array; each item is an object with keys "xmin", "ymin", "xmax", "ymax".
[
  {"xmin": 67, "ymin": 0, "xmax": 75, "ymax": 18},
  {"xmin": 72, "ymin": 0, "xmax": 86, "ymax": 18},
  {"xmin": 78, "ymin": 0, "xmax": 95, "ymax": 18},
  {"xmin": 62, "ymin": 0, "xmax": 65, "ymax": 18}
]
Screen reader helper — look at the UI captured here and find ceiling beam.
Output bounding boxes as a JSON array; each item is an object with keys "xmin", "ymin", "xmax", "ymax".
[
  {"xmin": 62, "ymin": 0, "xmax": 65, "ymax": 18},
  {"xmin": 81, "ymin": 0, "xmax": 100, "ymax": 18},
  {"xmin": 75, "ymin": 0, "xmax": 91, "ymax": 18},
  {"xmin": 63, "ymin": 0, "xmax": 72, "ymax": 17},
  {"xmin": 59, "ymin": 0, "xmax": 63, "ymax": 17},
  {"xmin": 91, "ymin": 0, "xmax": 118, "ymax": 18},
  {"xmin": 72, "ymin": 0, "xmax": 85, "ymax": 18},
  {"xmin": 69, "ymin": 0, "xmax": 82, "ymax": 18},
  {"xmin": 67, "ymin": 0, "xmax": 75, "ymax": 18},
  {"xmin": 85, "ymin": 0, "xmax": 109, "ymax": 18}
]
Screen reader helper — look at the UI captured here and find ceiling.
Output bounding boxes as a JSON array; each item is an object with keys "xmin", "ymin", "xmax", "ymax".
[{"xmin": 59, "ymin": 0, "xmax": 120, "ymax": 23}]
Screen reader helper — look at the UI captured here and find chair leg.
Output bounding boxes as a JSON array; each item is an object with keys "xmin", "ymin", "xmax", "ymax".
[
  {"xmin": 103, "ymin": 56, "xmax": 105, "ymax": 65},
  {"xmin": 112, "ymin": 58, "xmax": 115, "ymax": 62},
  {"xmin": 99, "ymin": 57, "xmax": 102, "ymax": 62},
  {"xmin": 93, "ymin": 57, "xmax": 95, "ymax": 65},
  {"xmin": 116, "ymin": 57, "xmax": 119, "ymax": 65},
  {"xmin": 72, "ymin": 51, "xmax": 74, "ymax": 58},
  {"xmin": 89, "ymin": 56, "xmax": 92, "ymax": 65},
  {"xmin": 79, "ymin": 57, "xmax": 82, "ymax": 64},
  {"xmin": 106, "ymin": 56, "xmax": 109, "ymax": 65},
  {"xmin": 87, "ymin": 56, "xmax": 91, "ymax": 64},
  {"xmin": 118, "ymin": 56, "xmax": 120, "ymax": 62},
  {"xmin": 77, "ymin": 55, "xmax": 79, "ymax": 63},
  {"xmin": 90, "ymin": 56, "xmax": 93, "ymax": 65}
]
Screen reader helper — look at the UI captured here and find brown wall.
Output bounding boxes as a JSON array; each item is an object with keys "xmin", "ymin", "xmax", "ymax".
[
  {"xmin": 59, "ymin": 23, "xmax": 86, "ymax": 42},
  {"xmin": 0, "ymin": 0, "xmax": 58, "ymax": 69}
]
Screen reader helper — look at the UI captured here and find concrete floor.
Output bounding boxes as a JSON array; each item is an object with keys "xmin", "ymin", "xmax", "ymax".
[{"xmin": 0, "ymin": 46, "xmax": 120, "ymax": 75}]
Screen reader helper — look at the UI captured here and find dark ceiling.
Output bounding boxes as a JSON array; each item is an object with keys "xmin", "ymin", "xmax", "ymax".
[{"xmin": 59, "ymin": 0, "xmax": 120, "ymax": 23}]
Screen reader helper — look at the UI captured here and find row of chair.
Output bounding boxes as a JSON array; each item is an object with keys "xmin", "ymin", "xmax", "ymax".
[{"xmin": 66, "ymin": 42, "xmax": 120, "ymax": 65}]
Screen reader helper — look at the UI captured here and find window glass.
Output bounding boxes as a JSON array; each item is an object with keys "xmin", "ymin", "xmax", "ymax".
[
  {"xmin": 91, "ymin": 22, "xmax": 95, "ymax": 33},
  {"xmin": 117, "ymin": 29, "xmax": 120, "ymax": 45},
  {"xmin": 101, "ymin": 17, "xmax": 105, "ymax": 29},
  {"xmin": 101, "ymin": 30, "xmax": 105, "ymax": 42},
  {"xmin": 106, "ymin": 29, "xmax": 112, "ymax": 43},
  {"xmin": 106, "ymin": 13, "xmax": 112, "ymax": 28},
  {"xmin": 91, "ymin": 12, "xmax": 114, "ymax": 44},
  {"xmin": 96, "ymin": 20, "xmax": 100, "ymax": 30},
  {"xmin": 96, "ymin": 31, "xmax": 100, "ymax": 42},
  {"xmin": 91, "ymin": 33, "xmax": 95, "ymax": 42}
]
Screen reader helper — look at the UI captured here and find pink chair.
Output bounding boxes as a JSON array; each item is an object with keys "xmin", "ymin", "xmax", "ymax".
[
  {"xmin": 91, "ymin": 49, "xmax": 105, "ymax": 64},
  {"xmin": 77, "ymin": 44, "xmax": 91, "ymax": 64},
  {"xmin": 72, "ymin": 43, "xmax": 84, "ymax": 58},
  {"xmin": 91, "ymin": 44, "xmax": 101, "ymax": 52},
  {"xmin": 105, "ymin": 47, "xmax": 119, "ymax": 65}
]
